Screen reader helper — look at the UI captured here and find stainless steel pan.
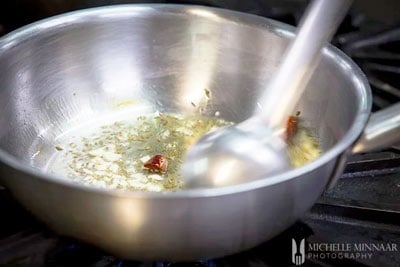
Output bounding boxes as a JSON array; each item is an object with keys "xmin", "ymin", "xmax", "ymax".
[{"xmin": 0, "ymin": 5, "xmax": 399, "ymax": 261}]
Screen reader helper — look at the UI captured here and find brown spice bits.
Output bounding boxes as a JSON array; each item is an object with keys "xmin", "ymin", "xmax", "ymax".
[{"xmin": 143, "ymin": 155, "xmax": 168, "ymax": 172}]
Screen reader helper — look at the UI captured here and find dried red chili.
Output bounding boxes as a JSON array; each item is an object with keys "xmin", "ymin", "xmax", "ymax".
[
  {"xmin": 286, "ymin": 115, "xmax": 298, "ymax": 142},
  {"xmin": 144, "ymin": 155, "xmax": 168, "ymax": 172}
]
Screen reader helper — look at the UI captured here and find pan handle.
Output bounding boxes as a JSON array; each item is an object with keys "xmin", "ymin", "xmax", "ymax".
[
  {"xmin": 352, "ymin": 102, "xmax": 400, "ymax": 154},
  {"xmin": 326, "ymin": 102, "xmax": 400, "ymax": 189}
]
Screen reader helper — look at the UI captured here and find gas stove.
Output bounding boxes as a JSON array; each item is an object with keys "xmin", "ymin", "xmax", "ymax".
[{"xmin": 0, "ymin": 1, "xmax": 399, "ymax": 267}]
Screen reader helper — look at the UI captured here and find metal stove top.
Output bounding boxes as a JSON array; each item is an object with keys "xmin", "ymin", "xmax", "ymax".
[{"xmin": 0, "ymin": 1, "xmax": 399, "ymax": 266}]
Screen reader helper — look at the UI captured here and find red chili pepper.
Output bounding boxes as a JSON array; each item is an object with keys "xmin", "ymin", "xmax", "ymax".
[
  {"xmin": 286, "ymin": 116, "xmax": 298, "ymax": 142},
  {"xmin": 144, "ymin": 155, "xmax": 168, "ymax": 172}
]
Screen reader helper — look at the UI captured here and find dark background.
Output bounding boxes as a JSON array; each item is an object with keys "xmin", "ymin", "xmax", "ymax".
[{"xmin": 1, "ymin": 0, "xmax": 400, "ymax": 35}]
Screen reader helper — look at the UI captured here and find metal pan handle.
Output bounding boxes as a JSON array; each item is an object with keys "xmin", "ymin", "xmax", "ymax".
[
  {"xmin": 327, "ymin": 102, "xmax": 400, "ymax": 189},
  {"xmin": 351, "ymin": 102, "xmax": 400, "ymax": 153}
]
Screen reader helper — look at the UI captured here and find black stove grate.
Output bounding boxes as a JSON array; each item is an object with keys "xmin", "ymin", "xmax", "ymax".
[{"xmin": 337, "ymin": 26, "xmax": 400, "ymax": 111}]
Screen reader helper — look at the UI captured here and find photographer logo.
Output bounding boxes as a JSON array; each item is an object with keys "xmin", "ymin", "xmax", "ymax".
[{"xmin": 292, "ymin": 238, "xmax": 305, "ymax": 265}]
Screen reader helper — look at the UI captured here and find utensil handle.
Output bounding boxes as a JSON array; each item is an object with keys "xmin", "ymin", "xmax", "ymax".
[
  {"xmin": 352, "ymin": 102, "xmax": 400, "ymax": 153},
  {"xmin": 258, "ymin": 0, "xmax": 353, "ymax": 129}
]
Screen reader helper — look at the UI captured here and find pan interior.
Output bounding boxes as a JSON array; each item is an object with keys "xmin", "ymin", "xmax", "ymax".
[{"xmin": 0, "ymin": 6, "xmax": 366, "ymax": 188}]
